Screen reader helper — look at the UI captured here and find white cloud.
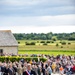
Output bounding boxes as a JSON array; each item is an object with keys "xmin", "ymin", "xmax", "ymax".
[
  {"xmin": 0, "ymin": 14, "xmax": 75, "ymax": 26},
  {"xmin": 0, "ymin": 14, "xmax": 75, "ymax": 33},
  {"xmin": 0, "ymin": 25, "xmax": 75, "ymax": 33}
]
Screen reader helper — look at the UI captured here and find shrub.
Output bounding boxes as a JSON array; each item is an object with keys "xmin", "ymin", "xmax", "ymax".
[
  {"xmin": 52, "ymin": 38, "xmax": 56, "ymax": 41},
  {"xmin": 30, "ymin": 42, "xmax": 36, "ymax": 45},
  {"xmin": 52, "ymin": 37, "xmax": 57, "ymax": 41},
  {"xmin": 40, "ymin": 58, "xmax": 47, "ymax": 62},
  {"xmin": 68, "ymin": 42, "xmax": 71, "ymax": 45},
  {"xmin": 46, "ymin": 41, "xmax": 50, "ymax": 43},
  {"xmin": 37, "ymin": 41, "xmax": 39, "ymax": 43},
  {"xmin": 0, "ymin": 57, "xmax": 47, "ymax": 62},
  {"xmin": 51, "ymin": 41, "xmax": 54, "ymax": 43},
  {"xmin": 61, "ymin": 46, "xmax": 63, "ymax": 48},
  {"xmin": 60, "ymin": 41, "xmax": 62, "ymax": 43},
  {"xmin": 25, "ymin": 42, "xmax": 35, "ymax": 45},
  {"xmin": 43, "ymin": 43, "xmax": 47, "ymax": 45},
  {"xmin": 25, "ymin": 42, "xmax": 27, "ymax": 43},
  {"xmin": 56, "ymin": 43, "xmax": 59, "ymax": 46},
  {"xmin": 25, "ymin": 42, "xmax": 30, "ymax": 45},
  {"xmin": 61, "ymin": 41, "xmax": 66, "ymax": 45},
  {"xmin": 40, "ymin": 41, "xmax": 45, "ymax": 43},
  {"xmin": 18, "ymin": 42, "xmax": 20, "ymax": 44}
]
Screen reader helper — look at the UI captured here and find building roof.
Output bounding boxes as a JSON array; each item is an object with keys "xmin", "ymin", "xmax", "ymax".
[{"xmin": 0, "ymin": 30, "xmax": 18, "ymax": 46}]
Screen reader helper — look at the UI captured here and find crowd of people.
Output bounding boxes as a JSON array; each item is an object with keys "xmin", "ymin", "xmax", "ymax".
[{"xmin": 0, "ymin": 54, "xmax": 75, "ymax": 75}]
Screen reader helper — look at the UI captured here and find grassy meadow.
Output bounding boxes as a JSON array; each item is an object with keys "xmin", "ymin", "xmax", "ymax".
[{"xmin": 18, "ymin": 40, "xmax": 75, "ymax": 55}]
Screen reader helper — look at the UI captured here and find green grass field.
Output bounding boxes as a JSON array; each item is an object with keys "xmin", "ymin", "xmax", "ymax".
[
  {"xmin": 18, "ymin": 40, "xmax": 75, "ymax": 55},
  {"xmin": 18, "ymin": 50, "xmax": 75, "ymax": 56}
]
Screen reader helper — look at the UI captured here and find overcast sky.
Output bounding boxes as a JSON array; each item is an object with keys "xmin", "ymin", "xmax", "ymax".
[{"xmin": 0, "ymin": 0, "xmax": 75, "ymax": 33}]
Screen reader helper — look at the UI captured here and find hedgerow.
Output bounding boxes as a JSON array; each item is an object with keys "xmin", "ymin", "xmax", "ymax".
[{"xmin": 0, "ymin": 56, "xmax": 47, "ymax": 62}]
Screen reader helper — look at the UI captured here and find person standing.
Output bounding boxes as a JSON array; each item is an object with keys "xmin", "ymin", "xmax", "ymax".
[
  {"xmin": 47, "ymin": 65, "xmax": 52, "ymax": 75},
  {"xmin": 8, "ymin": 63, "xmax": 15, "ymax": 75},
  {"xmin": 17, "ymin": 64, "xmax": 23, "ymax": 75},
  {"xmin": 72, "ymin": 63, "xmax": 75, "ymax": 74},
  {"xmin": 37, "ymin": 65, "xmax": 41, "ymax": 75},
  {"xmin": 13, "ymin": 63, "xmax": 17, "ymax": 75},
  {"xmin": 23, "ymin": 63, "xmax": 36, "ymax": 75},
  {"xmin": 4, "ymin": 64, "xmax": 9, "ymax": 75},
  {"xmin": 59, "ymin": 65, "xmax": 64, "ymax": 75},
  {"xmin": 52, "ymin": 62, "xmax": 56, "ymax": 74},
  {"xmin": 22, "ymin": 62, "xmax": 27, "ymax": 73},
  {"xmin": 0, "ymin": 62, "xmax": 2, "ymax": 75}
]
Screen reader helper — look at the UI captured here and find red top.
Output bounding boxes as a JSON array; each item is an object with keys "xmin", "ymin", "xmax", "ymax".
[{"xmin": 72, "ymin": 65, "xmax": 75, "ymax": 71}]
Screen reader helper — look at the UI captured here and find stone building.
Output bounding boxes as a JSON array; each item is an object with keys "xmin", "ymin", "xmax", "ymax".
[{"xmin": 0, "ymin": 30, "xmax": 18, "ymax": 55}]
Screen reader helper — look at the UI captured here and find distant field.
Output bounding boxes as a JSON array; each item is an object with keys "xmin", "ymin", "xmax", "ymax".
[
  {"xmin": 17, "ymin": 40, "xmax": 75, "ymax": 55},
  {"xmin": 18, "ymin": 50, "xmax": 75, "ymax": 56},
  {"xmin": 18, "ymin": 40, "xmax": 75, "ymax": 50}
]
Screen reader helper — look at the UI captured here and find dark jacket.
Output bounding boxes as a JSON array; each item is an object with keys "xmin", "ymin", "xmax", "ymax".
[
  {"xmin": 42, "ymin": 68, "xmax": 46, "ymax": 75},
  {"xmin": 23, "ymin": 70, "xmax": 37, "ymax": 75},
  {"xmin": 8, "ymin": 68, "xmax": 15, "ymax": 75},
  {"xmin": 4, "ymin": 67, "xmax": 9, "ymax": 75},
  {"xmin": 13, "ymin": 66, "xmax": 17, "ymax": 75},
  {"xmin": 1, "ymin": 66, "xmax": 5, "ymax": 72}
]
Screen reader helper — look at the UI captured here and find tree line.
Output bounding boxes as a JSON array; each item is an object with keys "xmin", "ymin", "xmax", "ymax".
[{"xmin": 13, "ymin": 32, "xmax": 75, "ymax": 40}]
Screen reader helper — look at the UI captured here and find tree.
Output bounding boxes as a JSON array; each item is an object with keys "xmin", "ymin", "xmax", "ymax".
[
  {"xmin": 46, "ymin": 32, "xmax": 53, "ymax": 40},
  {"xmin": 51, "ymin": 36, "xmax": 57, "ymax": 41}
]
